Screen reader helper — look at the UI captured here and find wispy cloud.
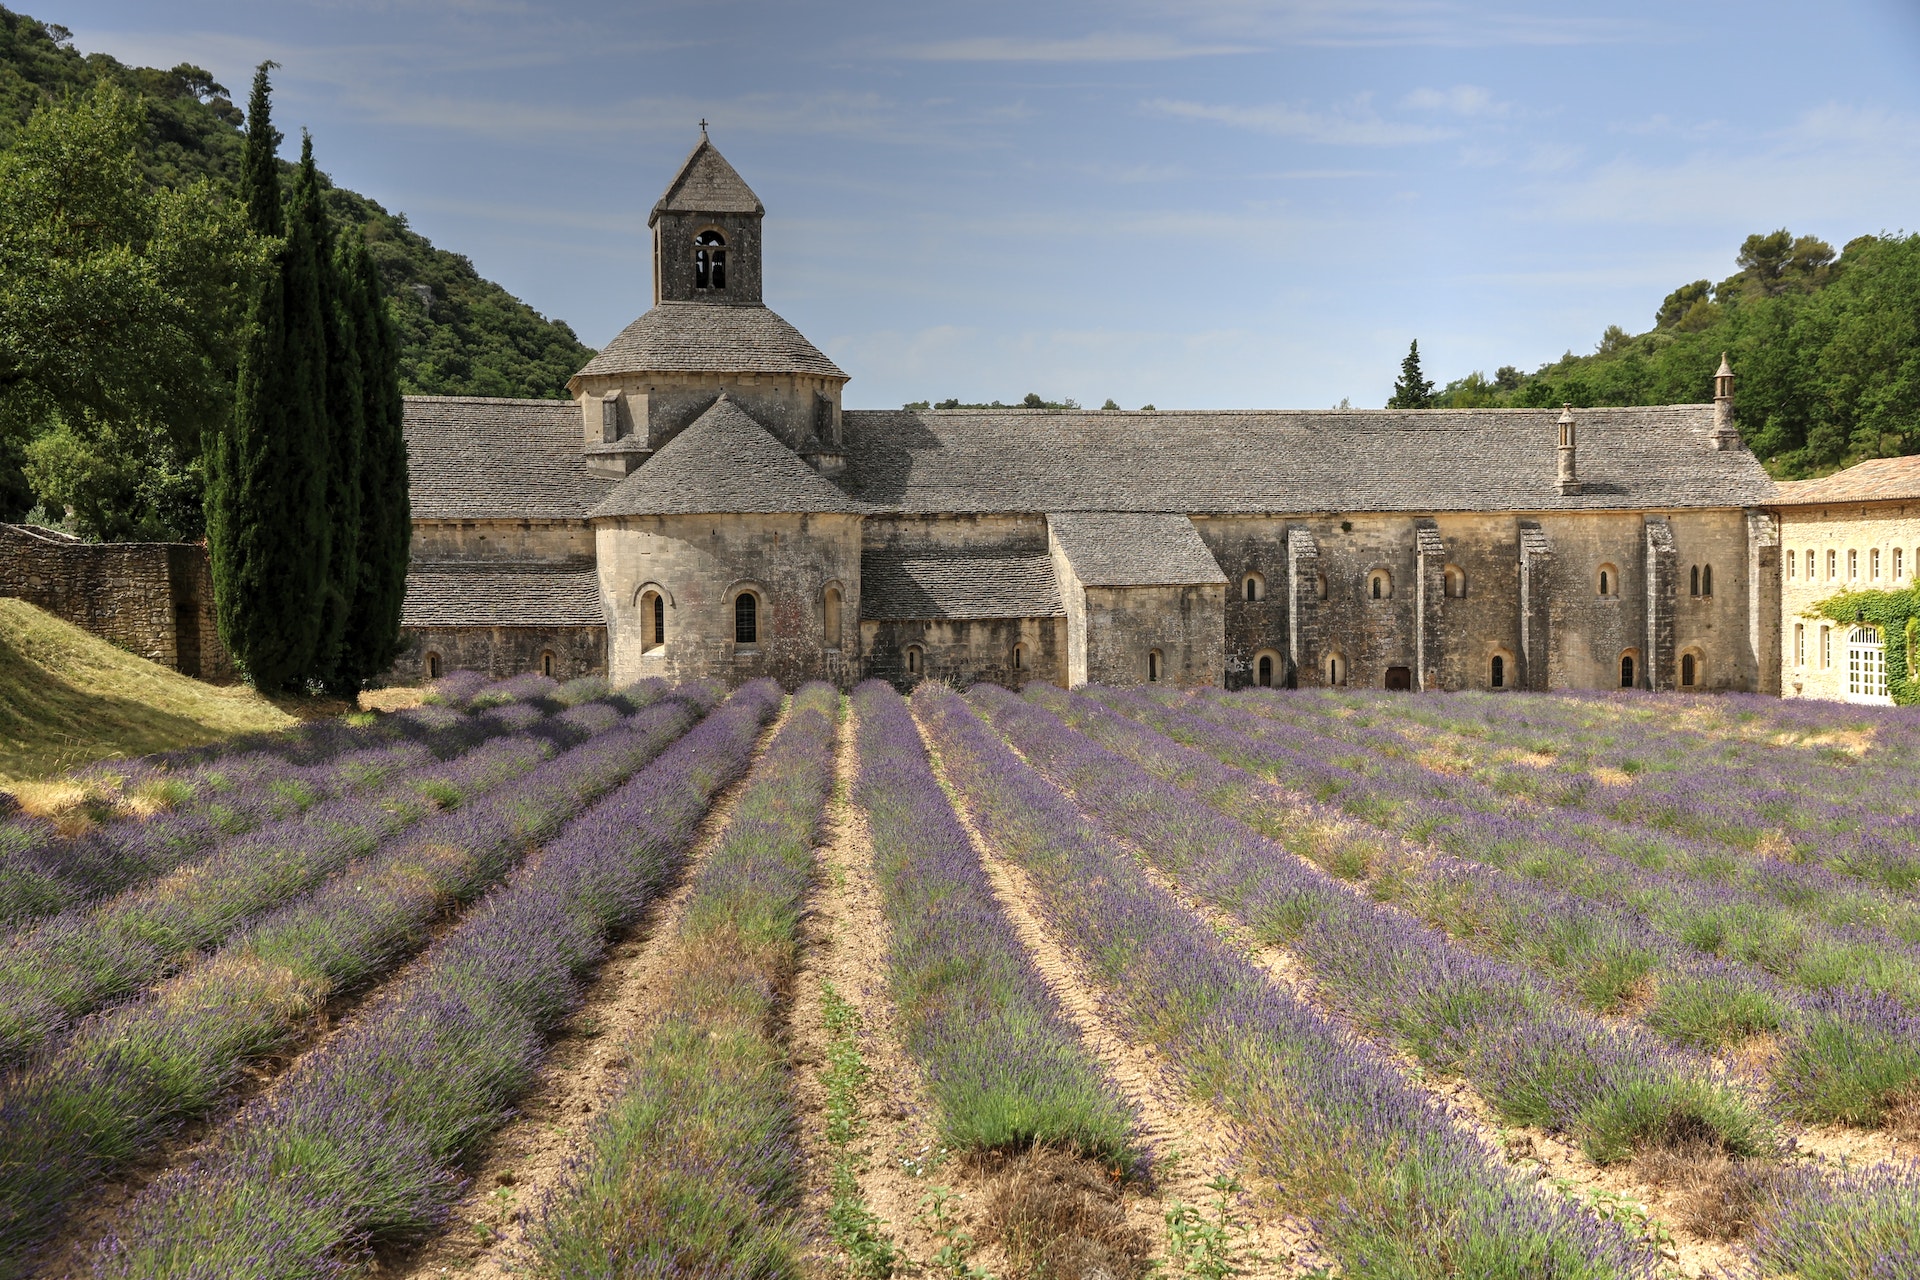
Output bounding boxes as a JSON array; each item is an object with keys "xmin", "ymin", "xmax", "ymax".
[
  {"xmin": 1143, "ymin": 0, "xmax": 1638, "ymax": 48},
  {"xmin": 1404, "ymin": 84, "xmax": 1509, "ymax": 117},
  {"xmin": 889, "ymin": 31, "xmax": 1255, "ymax": 62},
  {"xmin": 1144, "ymin": 95, "xmax": 1454, "ymax": 146}
]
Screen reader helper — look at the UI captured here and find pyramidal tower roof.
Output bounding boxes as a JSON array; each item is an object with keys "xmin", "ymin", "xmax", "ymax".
[
  {"xmin": 649, "ymin": 135, "xmax": 764, "ymax": 226},
  {"xmin": 590, "ymin": 394, "xmax": 862, "ymax": 518}
]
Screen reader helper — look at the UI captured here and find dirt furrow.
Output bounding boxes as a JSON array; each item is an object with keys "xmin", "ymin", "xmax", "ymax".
[
  {"xmin": 382, "ymin": 700, "xmax": 793, "ymax": 1280},
  {"xmin": 915, "ymin": 717, "xmax": 1325, "ymax": 1279},
  {"xmin": 788, "ymin": 701, "xmax": 975, "ymax": 1274}
]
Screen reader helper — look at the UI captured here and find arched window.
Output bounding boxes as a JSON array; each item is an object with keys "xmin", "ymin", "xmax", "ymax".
[
  {"xmin": 905, "ymin": 644, "xmax": 923, "ymax": 676},
  {"xmin": 1805, "ymin": 549, "xmax": 1814, "ymax": 580},
  {"xmin": 734, "ymin": 591, "xmax": 759, "ymax": 645},
  {"xmin": 1690, "ymin": 565, "xmax": 1700, "ymax": 596},
  {"xmin": 1315, "ymin": 572, "xmax": 1328, "ymax": 600},
  {"xmin": 1368, "ymin": 568, "xmax": 1393, "ymax": 600},
  {"xmin": 1826, "ymin": 549, "xmax": 1837, "ymax": 581},
  {"xmin": 1443, "ymin": 565, "xmax": 1466, "ymax": 599},
  {"xmin": 1597, "ymin": 563, "xmax": 1619, "ymax": 597},
  {"xmin": 1619, "ymin": 652, "xmax": 1636, "ymax": 688},
  {"xmin": 1871, "ymin": 548, "xmax": 1882, "ymax": 581},
  {"xmin": 1681, "ymin": 652, "xmax": 1698, "ymax": 687},
  {"xmin": 1787, "ymin": 550, "xmax": 1796, "ymax": 581},
  {"xmin": 1794, "ymin": 624, "xmax": 1805, "ymax": 667},
  {"xmin": 1820, "ymin": 624, "xmax": 1832, "ymax": 669},
  {"xmin": 1257, "ymin": 654, "xmax": 1274, "ymax": 688},
  {"xmin": 1896, "ymin": 548, "xmax": 1907, "ymax": 582},
  {"xmin": 540, "ymin": 650, "xmax": 556, "ymax": 678},
  {"xmin": 1012, "ymin": 642, "xmax": 1027, "ymax": 672},
  {"xmin": 1148, "ymin": 649, "xmax": 1164, "ymax": 682},
  {"xmin": 1325, "ymin": 653, "xmax": 1345, "ymax": 686},
  {"xmin": 1848, "ymin": 626, "xmax": 1888, "ymax": 702},
  {"xmin": 1243, "ymin": 572, "xmax": 1265, "ymax": 602},
  {"xmin": 1848, "ymin": 548, "xmax": 1858, "ymax": 581},
  {"xmin": 823, "ymin": 585, "xmax": 843, "ymax": 650},
  {"xmin": 425, "ymin": 652, "xmax": 442, "ymax": 679},
  {"xmin": 641, "ymin": 590, "xmax": 666, "ymax": 651},
  {"xmin": 1490, "ymin": 653, "xmax": 1506, "ymax": 689},
  {"xmin": 1702, "ymin": 564, "xmax": 1713, "ymax": 596},
  {"xmin": 694, "ymin": 229, "xmax": 727, "ymax": 290}
]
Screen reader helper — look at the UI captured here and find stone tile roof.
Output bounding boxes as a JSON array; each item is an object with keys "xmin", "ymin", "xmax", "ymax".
[
  {"xmin": 401, "ymin": 560, "xmax": 604, "ymax": 628},
  {"xmin": 1048, "ymin": 513, "xmax": 1228, "ymax": 586},
  {"xmin": 574, "ymin": 303, "xmax": 846, "ymax": 381},
  {"xmin": 403, "ymin": 396, "xmax": 613, "ymax": 521},
  {"xmin": 839, "ymin": 406, "xmax": 1777, "ymax": 514},
  {"xmin": 1772, "ymin": 456, "xmax": 1920, "ymax": 506},
  {"xmin": 860, "ymin": 545, "xmax": 1064, "ymax": 620},
  {"xmin": 651, "ymin": 137, "xmax": 764, "ymax": 222},
  {"xmin": 590, "ymin": 394, "xmax": 864, "ymax": 518}
]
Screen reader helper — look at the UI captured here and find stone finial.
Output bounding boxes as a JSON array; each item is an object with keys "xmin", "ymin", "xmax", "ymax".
[
  {"xmin": 1712, "ymin": 353, "xmax": 1740, "ymax": 451},
  {"xmin": 1556, "ymin": 404, "xmax": 1581, "ymax": 495}
]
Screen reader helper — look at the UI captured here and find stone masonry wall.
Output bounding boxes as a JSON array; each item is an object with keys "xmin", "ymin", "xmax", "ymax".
[
  {"xmin": 862, "ymin": 617, "xmax": 1066, "ymax": 690},
  {"xmin": 0, "ymin": 524, "xmax": 232, "ymax": 679},
  {"xmin": 390, "ymin": 626, "xmax": 606, "ymax": 683}
]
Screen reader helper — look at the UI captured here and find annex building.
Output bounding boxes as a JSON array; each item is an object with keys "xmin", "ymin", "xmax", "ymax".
[{"xmin": 395, "ymin": 137, "xmax": 1787, "ymax": 696}]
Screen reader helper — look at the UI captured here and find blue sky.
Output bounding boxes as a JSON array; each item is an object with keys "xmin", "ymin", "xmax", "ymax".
[{"xmin": 51, "ymin": 0, "xmax": 1920, "ymax": 410}]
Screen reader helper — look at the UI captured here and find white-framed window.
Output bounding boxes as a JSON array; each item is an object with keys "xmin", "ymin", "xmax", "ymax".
[
  {"xmin": 1820, "ymin": 624, "xmax": 1832, "ymax": 670},
  {"xmin": 1849, "ymin": 548, "xmax": 1859, "ymax": 581},
  {"xmin": 1828, "ymin": 549, "xmax": 1838, "ymax": 581},
  {"xmin": 1847, "ymin": 626, "xmax": 1889, "ymax": 703},
  {"xmin": 1806, "ymin": 549, "xmax": 1814, "ymax": 580},
  {"xmin": 1898, "ymin": 548, "xmax": 1908, "ymax": 581},
  {"xmin": 1872, "ymin": 548, "xmax": 1882, "ymax": 581},
  {"xmin": 1786, "ymin": 551, "xmax": 1796, "ymax": 581},
  {"xmin": 1794, "ymin": 623, "xmax": 1805, "ymax": 667}
]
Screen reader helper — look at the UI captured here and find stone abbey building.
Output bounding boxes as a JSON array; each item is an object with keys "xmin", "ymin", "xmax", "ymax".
[{"xmin": 396, "ymin": 137, "xmax": 1784, "ymax": 695}]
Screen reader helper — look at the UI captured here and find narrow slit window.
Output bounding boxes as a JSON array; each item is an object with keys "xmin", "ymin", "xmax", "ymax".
[
  {"xmin": 1148, "ymin": 649, "xmax": 1163, "ymax": 682},
  {"xmin": 823, "ymin": 586, "xmax": 843, "ymax": 649},
  {"xmin": 653, "ymin": 592, "xmax": 665, "ymax": 647},
  {"xmin": 540, "ymin": 651, "xmax": 556, "ymax": 678},
  {"xmin": 426, "ymin": 652, "xmax": 442, "ymax": 679},
  {"xmin": 1702, "ymin": 564, "xmax": 1713, "ymax": 596},
  {"xmin": 1012, "ymin": 643, "xmax": 1026, "ymax": 672},
  {"xmin": 906, "ymin": 645, "xmax": 923, "ymax": 675},
  {"xmin": 1690, "ymin": 565, "xmax": 1700, "ymax": 596}
]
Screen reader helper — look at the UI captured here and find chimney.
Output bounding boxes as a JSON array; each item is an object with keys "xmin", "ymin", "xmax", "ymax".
[
  {"xmin": 1556, "ymin": 404, "xmax": 1582, "ymax": 495},
  {"xmin": 1712, "ymin": 353, "xmax": 1739, "ymax": 451}
]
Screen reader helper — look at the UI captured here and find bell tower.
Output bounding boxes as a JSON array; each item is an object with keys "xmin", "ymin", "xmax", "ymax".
[{"xmin": 651, "ymin": 129, "xmax": 764, "ymax": 306}]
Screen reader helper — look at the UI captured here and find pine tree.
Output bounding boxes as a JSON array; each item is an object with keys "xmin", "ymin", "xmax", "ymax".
[
  {"xmin": 204, "ymin": 63, "xmax": 329, "ymax": 691},
  {"xmin": 293, "ymin": 133, "xmax": 363, "ymax": 690},
  {"xmin": 1389, "ymin": 339, "xmax": 1435, "ymax": 409},
  {"xmin": 339, "ymin": 233, "xmax": 409, "ymax": 686}
]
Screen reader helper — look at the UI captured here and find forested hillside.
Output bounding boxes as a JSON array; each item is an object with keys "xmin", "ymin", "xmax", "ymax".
[
  {"xmin": 0, "ymin": 9, "xmax": 593, "ymax": 400},
  {"xmin": 1432, "ymin": 229, "xmax": 1920, "ymax": 479}
]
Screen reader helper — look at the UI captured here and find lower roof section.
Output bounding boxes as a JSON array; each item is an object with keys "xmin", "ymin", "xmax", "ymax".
[
  {"xmin": 1049, "ymin": 512, "xmax": 1228, "ymax": 587},
  {"xmin": 860, "ymin": 545, "xmax": 1064, "ymax": 620},
  {"xmin": 402, "ymin": 560, "xmax": 605, "ymax": 628}
]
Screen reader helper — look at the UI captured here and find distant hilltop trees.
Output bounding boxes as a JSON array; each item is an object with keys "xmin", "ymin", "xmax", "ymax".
[{"xmin": 1427, "ymin": 229, "xmax": 1920, "ymax": 479}]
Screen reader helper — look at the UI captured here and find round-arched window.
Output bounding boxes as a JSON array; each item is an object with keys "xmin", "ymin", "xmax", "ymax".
[
  {"xmin": 1443, "ymin": 565, "xmax": 1466, "ymax": 599},
  {"xmin": 1325, "ymin": 653, "xmax": 1345, "ymax": 686},
  {"xmin": 823, "ymin": 585, "xmax": 843, "ymax": 650},
  {"xmin": 1681, "ymin": 652, "xmax": 1699, "ymax": 687},
  {"xmin": 1148, "ymin": 649, "xmax": 1164, "ymax": 683},
  {"xmin": 425, "ymin": 652, "xmax": 442, "ymax": 679},
  {"xmin": 540, "ymin": 650, "xmax": 556, "ymax": 678},
  {"xmin": 1619, "ymin": 651, "xmax": 1637, "ymax": 688},
  {"xmin": 1257, "ymin": 654, "xmax": 1274, "ymax": 687},
  {"xmin": 1244, "ymin": 572, "xmax": 1265, "ymax": 602},
  {"xmin": 694, "ymin": 229, "xmax": 727, "ymax": 290},
  {"xmin": 1368, "ymin": 569, "xmax": 1393, "ymax": 600},
  {"xmin": 1012, "ymin": 642, "xmax": 1027, "ymax": 672},
  {"xmin": 905, "ymin": 644, "xmax": 924, "ymax": 676},
  {"xmin": 1598, "ymin": 563, "xmax": 1619, "ymax": 597},
  {"xmin": 734, "ymin": 591, "xmax": 759, "ymax": 645},
  {"xmin": 641, "ymin": 590, "xmax": 666, "ymax": 650}
]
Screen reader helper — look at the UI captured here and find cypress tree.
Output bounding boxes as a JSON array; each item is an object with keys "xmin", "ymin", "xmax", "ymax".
[
  {"xmin": 293, "ymin": 133, "xmax": 363, "ymax": 690},
  {"xmin": 1389, "ymin": 339, "xmax": 1435, "ymax": 409},
  {"xmin": 204, "ymin": 63, "xmax": 329, "ymax": 691},
  {"xmin": 339, "ymin": 234, "xmax": 409, "ymax": 685}
]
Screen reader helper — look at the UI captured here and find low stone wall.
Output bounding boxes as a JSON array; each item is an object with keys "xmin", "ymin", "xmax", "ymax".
[
  {"xmin": 0, "ymin": 524, "xmax": 232, "ymax": 679},
  {"xmin": 388, "ymin": 625, "xmax": 608, "ymax": 684}
]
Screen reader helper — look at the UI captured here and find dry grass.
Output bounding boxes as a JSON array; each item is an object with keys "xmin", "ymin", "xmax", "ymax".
[
  {"xmin": 0, "ymin": 599, "xmax": 296, "ymax": 784},
  {"xmin": 1637, "ymin": 1142, "xmax": 1777, "ymax": 1241},
  {"xmin": 977, "ymin": 1146, "xmax": 1152, "ymax": 1280}
]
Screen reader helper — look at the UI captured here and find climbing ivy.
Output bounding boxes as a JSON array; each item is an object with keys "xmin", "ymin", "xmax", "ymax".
[{"xmin": 1809, "ymin": 587, "xmax": 1920, "ymax": 705}]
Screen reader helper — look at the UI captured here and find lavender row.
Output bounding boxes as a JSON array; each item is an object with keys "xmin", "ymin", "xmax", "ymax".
[
  {"xmin": 0, "ymin": 675, "xmax": 604, "ymax": 930},
  {"xmin": 1217, "ymin": 687, "xmax": 1920, "ymax": 896},
  {"xmin": 971, "ymin": 683, "xmax": 1774, "ymax": 1163},
  {"xmin": 1101, "ymin": 687, "xmax": 1920, "ymax": 1016},
  {"xmin": 91, "ymin": 680, "xmax": 783, "ymax": 1279},
  {"xmin": 0, "ymin": 685, "xmax": 719, "ymax": 1279},
  {"xmin": 1037, "ymin": 689, "xmax": 1920, "ymax": 1132},
  {"xmin": 850, "ymin": 681, "xmax": 1132, "ymax": 1158},
  {"xmin": 526, "ymin": 683, "xmax": 840, "ymax": 1277},
  {"xmin": 0, "ymin": 691, "xmax": 653, "ymax": 1067},
  {"xmin": 912, "ymin": 685, "xmax": 1658, "ymax": 1279}
]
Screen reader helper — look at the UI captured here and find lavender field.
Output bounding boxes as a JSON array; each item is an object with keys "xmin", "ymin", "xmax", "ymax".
[{"xmin": 0, "ymin": 676, "xmax": 1916, "ymax": 1278}]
